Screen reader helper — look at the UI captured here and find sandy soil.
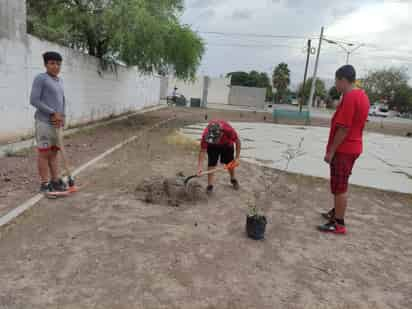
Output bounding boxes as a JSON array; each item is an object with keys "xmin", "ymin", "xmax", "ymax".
[{"xmin": 0, "ymin": 109, "xmax": 411, "ymax": 308}]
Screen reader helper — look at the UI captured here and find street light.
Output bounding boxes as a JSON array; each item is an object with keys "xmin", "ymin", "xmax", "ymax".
[{"xmin": 323, "ymin": 38, "xmax": 364, "ymax": 64}]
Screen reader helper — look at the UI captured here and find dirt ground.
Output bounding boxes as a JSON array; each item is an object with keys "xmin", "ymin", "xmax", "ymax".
[
  {"xmin": 1, "ymin": 107, "xmax": 412, "ymax": 308},
  {"xmin": 1, "ymin": 106, "xmax": 411, "ymax": 218}
]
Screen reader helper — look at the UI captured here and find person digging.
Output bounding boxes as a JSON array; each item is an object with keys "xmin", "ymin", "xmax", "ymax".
[
  {"xmin": 319, "ymin": 65, "xmax": 370, "ymax": 234},
  {"xmin": 30, "ymin": 51, "xmax": 68, "ymax": 194},
  {"xmin": 197, "ymin": 120, "xmax": 241, "ymax": 194}
]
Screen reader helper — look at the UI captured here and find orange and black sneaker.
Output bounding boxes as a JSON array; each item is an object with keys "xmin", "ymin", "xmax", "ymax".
[
  {"xmin": 40, "ymin": 182, "xmax": 52, "ymax": 193},
  {"xmin": 318, "ymin": 221, "xmax": 346, "ymax": 235}
]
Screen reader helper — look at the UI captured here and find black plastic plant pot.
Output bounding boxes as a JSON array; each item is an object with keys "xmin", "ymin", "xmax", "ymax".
[{"xmin": 246, "ymin": 215, "xmax": 267, "ymax": 240}]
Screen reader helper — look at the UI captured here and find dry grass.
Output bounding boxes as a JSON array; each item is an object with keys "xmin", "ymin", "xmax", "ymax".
[{"xmin": 166, "ymin": 130, "xmax": 200, "ymax": 151}]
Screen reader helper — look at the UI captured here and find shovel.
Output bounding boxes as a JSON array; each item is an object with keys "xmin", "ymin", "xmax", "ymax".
[
  {"xmin": 184, "ymin": 160, "xmax": 239, "ymax": 186},
  {"xmin": 46, "ymin": 127, "xmax": 79, "ymax": 199},
  {"xmin": 46, "ymin": 126, "xmax": 78, "ymax": 198},
  {"xmin": 56, "ymin": 126, "xmax": 76, "ymax": 188}
]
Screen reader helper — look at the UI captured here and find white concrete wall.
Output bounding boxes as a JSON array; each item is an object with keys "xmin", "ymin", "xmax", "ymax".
[
  {"xmin": 228, "ymin": 86, "xmax": 266, "ymax": 109},
  {"xmin": 167, "ymin": 76, "xmax": 230, "ymax": 105},
  {"xmin": 0, "ymin": 0, "xmax": 29, "ymax": 142},
  {"xmin": 168, "ymin": 77, "xmax": 203, "ymax": 101},
  {"xmin": 0, "ymin": 38, "xmax": 31, "ymax": 142},
  {"xmin": 208, "ymin": 77, "xmax": 230, "ymax": 105},
  {"xmin": 0, "ymin": 0, "xmax": 161, "ymax": 143},
  {"xmin": 0, "ymin": 0, "xmax": 27, "ymax": 41},
  {"xmin": 159, "ymin": 76, "xmax": 169, "ymax": 99},
  {"xmin": 28, "ymin": 37, "xmax": 161, "ymax": 125}
]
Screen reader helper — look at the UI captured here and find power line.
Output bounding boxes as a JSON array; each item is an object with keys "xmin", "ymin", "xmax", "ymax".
[
  {"xmin": 200, "ymin": 31, "xmax": 313, "ymax": 40},
  {"xmin": 205, "ymin": 36, "xmax": 300, "ymax": 45},
  {"xmin": 206, "ymin": 43, "xmax": 412, "ymax": 64},
  {"xmin": 202, "ymin": 31, "xmax": 412, "ymax": 66},
  {"xmin": 205, "ymin": 42, "xmax": 304, "ymax": 50},
  {"xmin": 354, "ymin": 54, "xmax": 412, "ymax": 63},
  {"xmin": 202, "ymin": 31, "xmax": 365, "ymax": 46},
  {"xmin": 200, "ymin": 31, "xmax": 412, "ymax": 56}
]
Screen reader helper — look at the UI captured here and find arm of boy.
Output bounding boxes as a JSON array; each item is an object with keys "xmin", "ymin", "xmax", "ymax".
[{"xmin": 30, "ymin": 75, "xmax": 56, "ymax": 116}]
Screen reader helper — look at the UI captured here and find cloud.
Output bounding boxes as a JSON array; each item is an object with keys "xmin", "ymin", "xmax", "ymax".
[
  {"xmin": 282, "ymin": 0, "xmax": 305, "ymax": 8},
  {"xmin": 187, "ymin": 0, "xmax": 219, "ymax": 9},
  {"xmin": 331, "ymin": 6, "xmax": 357, "ymax": 18},
  {"xmin": 199, "ymin": 9, "xmax": 216, "ymax": 20},
  {"xmin": 327, "ymin": 2, "xmax": 410, "ymax": 37},
  {"xmin": 181, "ymin": 0, "xmax": 412, "ymax": 84},
  {"xmin": 231, "ymin": 9, "xmax": 253, "ymax": 20}
]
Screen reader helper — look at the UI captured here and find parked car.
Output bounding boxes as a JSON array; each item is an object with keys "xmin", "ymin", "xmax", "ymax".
[
  {"xmin": 166, "ymin": 94, "xmax": 187, "ymax": 106},
  {"xmin": 369, "ymin": 104, "xmax": 390, "ymax": 117},
  {"xmin": 399, "ymin": 112, "xmax": 412, "ymax": 119},
  {"xmin": 290, "ymin": 98, "xmax": 299, "ymax": 105}
]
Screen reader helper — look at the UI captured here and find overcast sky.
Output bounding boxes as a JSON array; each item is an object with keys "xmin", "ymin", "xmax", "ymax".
[{"xmin": 181, "ymin": 0, "xmax": 412, "ymax": 89}]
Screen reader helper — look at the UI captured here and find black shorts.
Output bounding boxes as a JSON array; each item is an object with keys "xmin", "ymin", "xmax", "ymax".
[{"xmin": 207, "ymin": 144, "xmax": 234, "ymax": 167}]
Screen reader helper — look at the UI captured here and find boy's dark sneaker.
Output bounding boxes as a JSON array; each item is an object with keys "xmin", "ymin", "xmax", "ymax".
[
  {"xmin": 206, "ymin": 185, "xmax": 214, "ymax": 194},
  {"xmin": 231, "ymin": 179, "xmax": 240, "ymax": 190},
  {"xmin": 318, "ymin": 221, "xmax": 346, "ymax": 235},
  {"xmin": 40, "ymin": 182, "xmax": 51, "ymax": 193},
  {"xmin": 50, "ymin": 179, "xmax": 67, "ymax": 192},
  {"xmin": 321, "ymin": 208, "xmax": 335, "ymax": 220}
]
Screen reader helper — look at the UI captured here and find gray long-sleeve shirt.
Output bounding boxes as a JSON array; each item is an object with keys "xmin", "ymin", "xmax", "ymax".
[{"xmin": 30, "ymin": 73, "xmax": 66, "ymax": 124}]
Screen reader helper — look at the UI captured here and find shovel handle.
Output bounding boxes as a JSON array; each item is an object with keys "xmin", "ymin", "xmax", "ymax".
[
  {"xmin": 184, "ymin": 166, "xmax": 225, "ymax": 185},
  {"xmin": 56, "ymin": 127, "xmax": 73, "ymax": 181},
  {"xmin": 185, "ymin": 160, "xmax": 240, "ymax": 185},
  {"xmin": 199, "ymin": 160, "xmax": 239, "ymax": 176},
  {"xmin": 199, "ymin": 166, "xmax": 225, "ymax": 176}
]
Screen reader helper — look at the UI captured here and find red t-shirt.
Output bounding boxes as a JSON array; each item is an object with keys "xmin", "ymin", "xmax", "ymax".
[
  {"xmin": 327, "ymin": 89, "xmax": 370, "ymax": 155},
  {"xmin": 201, "ymin": 120, "xmax": 239, "ymax": 150}
]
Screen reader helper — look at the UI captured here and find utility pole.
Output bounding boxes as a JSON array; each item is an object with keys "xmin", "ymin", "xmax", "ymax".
[
  {"xmin": 307, "ymin": 26, "xmax": 324, "ymax": 110},
  {"xmin": 345, "ymin": 44, "xmax": 364, "ymax": 64},
  {"xmin": 202, "ymin": 76, "xmax": 210, "ymax": 108},
  {"xmin": 300, "ymin": 39, "xmax": 311, "ymax": 112}
]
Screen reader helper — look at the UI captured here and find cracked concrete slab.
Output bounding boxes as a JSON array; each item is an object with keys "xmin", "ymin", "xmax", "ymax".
[{"xmin": 181, "ymin": 123, "xmax": 412, "ymax": 194}]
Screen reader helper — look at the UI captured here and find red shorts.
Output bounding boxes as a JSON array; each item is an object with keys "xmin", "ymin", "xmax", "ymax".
[
  {"xmin": 330, "ymin": 153, "xmax": 359, "ymax": 195},
  {"xmin": 38, "ymin": 146, "xmax": 61, "ymax": 153}
]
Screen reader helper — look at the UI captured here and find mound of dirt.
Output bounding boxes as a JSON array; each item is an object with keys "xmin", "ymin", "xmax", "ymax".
[{"xmin": 135, "ymin": 173, "xmax": 207, "ymax": 207}]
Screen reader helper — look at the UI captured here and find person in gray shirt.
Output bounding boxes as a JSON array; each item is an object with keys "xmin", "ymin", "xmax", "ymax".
[{"xmin": 30, "ymin": 51, "xmax": 67, "ymax": 193}]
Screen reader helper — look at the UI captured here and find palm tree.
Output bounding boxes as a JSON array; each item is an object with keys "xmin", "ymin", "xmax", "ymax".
[{"xmin": 272, "ymin": 63, "xmax": 291, "ymax": 103}]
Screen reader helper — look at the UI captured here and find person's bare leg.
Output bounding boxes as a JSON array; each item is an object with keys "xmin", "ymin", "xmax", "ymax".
[
  {"xmin": 229, "ymin": 169, "xmax": 235, "ymax": 180},
  {"xmin": 334, "ymin": 193, "xmax": 347, "ymax": 222},
  {"xmin": 208, "ymin": 166, "xmax": 215, "ymax": 186},
  {"xmin": 48, "ymin": 150, "xmax": 59, "ymax": 182},
  {"xmin": 38, "ymin": 151, "xmax": 50, "ymax": 183}
]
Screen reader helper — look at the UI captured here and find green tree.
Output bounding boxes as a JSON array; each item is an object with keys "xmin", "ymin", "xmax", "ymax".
[
  {"xmin": 272, "ymin": 63, "xmax": 291, "ymax": 103},
  {"xmin": 362, "ymin": 67, "xmax": 408, "ymax": 104},
  {"xmin": 328, "ymin": 86, "xmax": 340, "ymax": 100},
  {"xmin": 226, "ymin": 71, "xmax": 250, "ymax": 86},
  {"xmin": 27, "ymin": 0, "xmax": 204, "ymax": 79},
  {"xmin": 392, "ymin": 83, "xmax": 412, "ymax": 113},
  {"xmin": 298, "ymin": 78, "xmax": 326, "ymax": 102},
  {"xmin": 227, "ymin": 71, "xmax": 273, "ymax": 101}
]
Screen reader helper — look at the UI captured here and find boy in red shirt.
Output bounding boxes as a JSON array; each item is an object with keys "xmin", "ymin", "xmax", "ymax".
[
  {"xmin": 198, "ymin": 120, "xmax": 241, "ymax": 194},
  {"xmin": 319, "ymin": 65, "xmax": 370, "ymax": 234}
]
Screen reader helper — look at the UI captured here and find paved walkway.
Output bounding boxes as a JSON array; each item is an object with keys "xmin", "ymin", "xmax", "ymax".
[{"xmin": 181, "ymin": 122, "xmax": 412, "ymax": 194}]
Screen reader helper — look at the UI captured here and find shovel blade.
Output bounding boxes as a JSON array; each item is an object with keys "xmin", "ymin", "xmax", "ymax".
[{"xmin": 184, "ymin": 175, "xmax": 198, "ymax": 186}]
